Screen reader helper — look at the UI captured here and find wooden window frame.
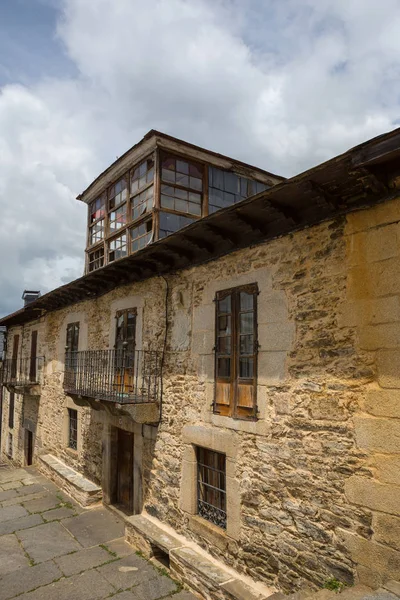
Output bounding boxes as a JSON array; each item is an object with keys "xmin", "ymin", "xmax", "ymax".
[
  {"xmin": 88, "ymin": 194, "xmax": 106, "ymax": 248},
  {"xmin": 197, "ymin": 447, "xmax": 227, "ymax": 530},
  {"xmin": 9, "ymin": 392, "xmax": 14, "ymax": 429},
  {"xmin": 160, "ymin": 151, "xmax": 205, "ymax": 219},
  {"xmin": 214, "ymin": 283, "xmax": 258, "ymax": 420},
  {"xmin": 66, "ymin": 322, "xmax": 80, "ymax": 353},
  {"xmin": 114, "ymin": 308, "xmax": 137, "ymax": 351},
  {"xmin": 88, "ymin": 247, "xmax": 104, "ymax": 272}
]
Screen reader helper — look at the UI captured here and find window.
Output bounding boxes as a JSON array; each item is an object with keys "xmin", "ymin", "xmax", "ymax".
[
  {"xmin": 68, "ymin": 408, "xmax": 78, "ymax": 450},
  {"xmin": 132, "ymin": 186, "xmax": 154, "ymax": 221},
  {"xmin": 89, "ymin": 195, "xmax": 106, "ymax": 246},
  {"xmin": 109, "ymin": 178, "xmax": 128, "ymax": 210},
  {"xmin": 131, "ymin": 157, "xmax": 154, "ymax": 194},
  {"xmin": 9, "ymin": 392, "xmax": 14, "ymax": 429},
  {"xmin": 161, "ymin": 155, "xmax": 203, "ymax": 216},
  {"xmin": 7, "ymin": 433, "xmax": 13, "ymax": 459},
  {"xmin": 66, "ymin": 322, "xmax": 80, "ymax": 353},
  {"xmin": 208, "ymin": 166, "xmax": 269, "ymax": 214},
  {"xmin": 158, "ymin": 211, "xmax": 196, "ymax": 238},
  {"xmin": 214, "ymin": 283, "xmax": 258, "ymax": 419},
  {"xmin": 89, "ymin": 219, "xmax": 105, "ymax": 245},
  {"xmin": 108, "ymin": 233, "xmax": 127, "ymax": 262},
  {"xmin": 131, "ymin": 220, "xmax": 153, "ymax": 252},
  {"xmin": 88, "ymin": 247, "xmax": 104, "ymax": 272},
  {"xmin": 197, "ymin": 447, "xmax": 226, "ymax": 529},
  {"xmin": 109, "ymin": 205, "xmax": 127, "ymax": 232}
]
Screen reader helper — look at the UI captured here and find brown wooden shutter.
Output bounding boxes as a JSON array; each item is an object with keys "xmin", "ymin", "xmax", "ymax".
[
  {"xmin": 29, "ymin": 331, "xmax": 38, "ymax": 382},
  {"xmin": 214, "ymin": 284, "xmax": 258, "ymax": 420}
]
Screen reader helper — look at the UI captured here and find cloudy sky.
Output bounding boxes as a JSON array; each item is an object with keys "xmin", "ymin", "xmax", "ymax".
[{"xmin": 1, "ymin": 0, "xmax": 400, "ymax": 317}]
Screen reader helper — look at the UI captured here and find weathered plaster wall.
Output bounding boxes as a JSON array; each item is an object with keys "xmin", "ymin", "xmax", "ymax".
[{"xmin": 1, "ymin": 198, "xmax": 399, "ymax": 592}]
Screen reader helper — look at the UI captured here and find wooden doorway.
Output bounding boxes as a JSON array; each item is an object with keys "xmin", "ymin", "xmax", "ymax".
[
  {"xmin": 25, "ymin": 430, "xmax": 33, "ymax": 466},
  {"xmin": 115, "ymin": 428, "xmax": 133, "ymax": 515}
]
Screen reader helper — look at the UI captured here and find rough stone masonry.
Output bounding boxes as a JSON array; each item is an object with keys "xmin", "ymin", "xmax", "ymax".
[{"xmin": 1, "ymin": 197, "xmax": 400, "ymax": 593}]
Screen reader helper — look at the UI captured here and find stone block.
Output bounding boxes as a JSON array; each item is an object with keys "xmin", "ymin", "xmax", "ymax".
[
  {"xmin": 373, "ymin": 513, "xmax": 400, "ymax": 551},
  {"xmin": 197, "ymin": 354, "xmax": 214, "ymax": 383},
  {"xmin": 345, "ymin": 476, "xmax": 400, "ymax": 516},
  {"xmin": 258, "ymin": 292, "xmax": 288, "ymax": 324},
  {"xmin": 377, "ymin": 350, "xmax": 400, "ymax": 388},
  {"xmin": 384, "ymin": 581, "xmax": 400, "ymax": 597},
  {"xmin": 354, "ymin": 416, "xmax": 400, "ymax": 454},
  {"xmin": 346, "ymin": 199, "xmax": 400, "ymax": 234},
  {"xmin": 375, "ymin": 259, "xmax": 400, "ymax": 297},
  {"xmin": 258, "ymin": 323, "xmax": 295, "ymax": 352},
  {"xmin": 373, "ymin": 455, "xmax": 400, "ymax": 485},
  {"xmin": 192, "ymin": 330, "xmax": 214, "ymax": 355},
  {"xmin": 356, "ymin": 565, "xmax": 382, "ymax": 589},
  {"xmin": 364, "ymin": 390, "xmax": 400, "ymax": 418},
  {"xmin": 364, "ymin": 225, "xmax": 399, "ymax": 264},
  {"xmin": 183, "ymin": 425, "xmax": 239, "ymax": 459},
  {"xmin": 258, "ymin": 352, "xmax": 287, "ymax": 385},
  {"xmin": 338, "ymin": 528, "xmax": 400, "ymax": 581},
  {"xmin": 359, "ymin": 324, "xmax": 400, "ymax": 350},
  {"xmin": 192, "ymin": 304, "xmax": 214, "ymax": 332},
  {"xmin": 189, "ymin": 514, "xmax": 229, "ymax": 552},
  {"xmin": 125, "ymin": 513, "xmax": 183, "ymax": 555},
  {"xmin": 0, "ymin": 559, "xmax": 62, "ymax": 600}
]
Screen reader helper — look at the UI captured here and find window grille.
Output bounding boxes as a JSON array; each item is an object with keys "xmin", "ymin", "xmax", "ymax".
[{"xmin": 197, "ymin": 447, "xmax": 226, "ymax": 529}]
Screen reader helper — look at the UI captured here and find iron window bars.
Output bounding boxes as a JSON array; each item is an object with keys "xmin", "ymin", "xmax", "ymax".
[{"xmin": 197, "ymin": 447, "xmax": 227, "ymax": 529}]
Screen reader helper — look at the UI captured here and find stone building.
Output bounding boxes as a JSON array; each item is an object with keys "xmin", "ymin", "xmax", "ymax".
[{"xmin": 0, "ymin": 129, "xmax": 399, "ymax": 599}]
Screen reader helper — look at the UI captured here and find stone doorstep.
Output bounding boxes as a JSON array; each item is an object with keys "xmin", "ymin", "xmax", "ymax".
[
  {"xmin": 38, "ymin": 454, "xmax": 102, "ymax": 508},
  {"xmin": 125, "ymin": 512, "xmax": 276, "ymax": 600}
]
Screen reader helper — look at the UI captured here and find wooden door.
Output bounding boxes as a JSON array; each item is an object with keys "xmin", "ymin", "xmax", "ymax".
[
  {"xmin": 29, "ymin": 331, "xmax": 38, "ymax": 382},
  {"xmin": 116, "ymin": 429, "xmax": 133, "ymax": 514},
  {"xmin": 25, "ymin": 430, "xmax": 33, "ymax": 466}
]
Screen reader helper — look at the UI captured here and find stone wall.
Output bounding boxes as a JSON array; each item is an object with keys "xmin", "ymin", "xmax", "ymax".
[{"xmin": 1, "ymin": 197, "xmax": 399, "ymax": 592}]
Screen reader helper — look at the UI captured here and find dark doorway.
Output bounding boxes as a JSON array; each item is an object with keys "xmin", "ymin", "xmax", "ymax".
[
  {"xmin": 115, "ymin": 428, "xmax": 133, "ymax": 515},
  {"xmin": 25, "ymin": 430, "xmax": 33, "ymax": 466},
  {"xmin": 29, "ymin": 331, "xmax": 38, "ymax": 382}
]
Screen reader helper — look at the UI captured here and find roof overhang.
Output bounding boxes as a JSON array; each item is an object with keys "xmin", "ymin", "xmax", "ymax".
[{"xmin": 2, "ymin": 126, "xmax": 400, "ymax": 329}]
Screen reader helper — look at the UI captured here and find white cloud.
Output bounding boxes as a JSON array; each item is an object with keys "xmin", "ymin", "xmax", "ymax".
[{"xmin": 1, "ymin": 0, "xmax": 400, "ymax": 315}]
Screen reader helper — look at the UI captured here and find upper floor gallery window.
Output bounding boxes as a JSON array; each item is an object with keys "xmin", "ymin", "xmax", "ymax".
[
  {"xmin": 88, "ymin": 247, "xmax": 104, "ymax": 272},
  {"xmin": 161, "ymin": 155, "xmax": 203, "ymax": 217},
  {"xmin": 108, "ymin": 233, "xmax": 127, "ymax": 263},
  {"xmin": 214, "ymin": 283, "xmax": 258, "ymax": 420},
  {"xmin": 89, "ymin": 195, "xmax": 106, "ymax": 246}
]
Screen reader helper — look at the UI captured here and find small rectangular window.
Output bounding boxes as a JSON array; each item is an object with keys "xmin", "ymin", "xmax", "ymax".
[
  {"xmin": 68, "ymin": 408, "xmax": 78, "ymax": 451},
  {"xmin": 7, "ymin": 433, "xmax": 13, "ymax": 459},
  {"xmin": 109, "ymin": 205, "xmax": 127, "ymax": 232},
  {"xmin": 132, "ymin": 186, "xmax": 154, "ymax": 222},
  {"xmin": 130, "ymin": 157, "xmax": 154, "ymax": 194},
  {"xmin": 89, "ymin": 219, "xmax": 105, "ymax": 245},
  {"xmin": 197, "ymin": 447, "xmax": 226, "ymax": 529},
  {"xmin": 214, "ymin": 283, "xmax": 258, "ymax": 419},
  {"xmin": 108, "ymin": 178, "xmax": 128, "ymax": 210},
  {"xmin": 108, "ymin": 233, "xmax": 127, "ymax": 262},
  {"xmin": 88, "ymin": 247, "xmax": 104, "ymax": 272},
  {"xmin": 9, "ymin": 392, "xmax": 15, "ymax": 429},
  {"xmin": 90, "ymin": 195, "xmax": 106, "ymax": 224},
  {"xmin": 160, "ymin": 154, "xmax": 203, "ymax": 216},
  {"xmin": 131, "ymin": 220, "xmax": 153, "ymax": 252}
]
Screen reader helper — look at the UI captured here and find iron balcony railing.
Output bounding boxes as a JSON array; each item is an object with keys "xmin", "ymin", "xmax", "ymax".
[
  {"xmin": 1, "ymin": 357, "xmax": 45, "ymax": 387},
  {"xmin": 63, "ymin": 349, "xmax": 161, "ymax": 404}
]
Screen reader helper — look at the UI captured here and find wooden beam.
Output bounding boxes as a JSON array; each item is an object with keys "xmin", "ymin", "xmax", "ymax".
[
  {"xmin": 234, "ymin": 210, "xmax": 269, "ymax": 235},
  {"xmin": 164, "ymin": 243, "xmax": 194, "ymax": 262},
  {"xmin": 181, "ymin": 233, "xmax": 214, "ymax": 253},
  {"xmin": 349, "ymin": 167, "xmax": 388, "ymax": 196},
  {"xmin": 205, "ymin": 223, "xmax": 239, "ymax": 245}
]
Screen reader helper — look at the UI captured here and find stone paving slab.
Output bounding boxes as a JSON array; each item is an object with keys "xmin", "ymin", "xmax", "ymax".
[
  {"xmin": 22, "ymin": 494, "xmax": 61, "ymax": 513},
  {"xmin": 0, "ymin": 559, "xmax": 62, "ymax": 600},
  {"xmin": 0, "ymin": 504, "xmax": 28, "ymax": 523},
  {"xmin": 96, "ymin": 553, "xmax": 160, "ymax": 590},
  {"xmin": 0, "ymin": 513, "xmax": 43, "ymax": 536},
  {"xmin": 17, "ymin": 521, "xmax": 82, "ymax": 563},
  {"xmin": 0, "ymin": 489, "xmax": 18, "ymax": 502},
  {"xmin": 16, "ymin": 484, "xmax": 46, "ymax": 497},
  {"xmin": 1, "ymin": 491, "xmax": 47, "ymax": 508},
  {"xmin": 16, "ymin": 568, "xmax": 116, "ymax": 600},
  {"xmin": 42, "ymin": 506, "xmax": 77, "ymax": 522},
  {"xmin": 112, "ymin": 575, "xmax": 178, "ymax": 599},
  {"xmin": 171, "ymin": 592, "xmax": 199, "ymax": 600},
  {"xmin": 0, "ymin": 533, "xmax": 31, "ymax": 576},
  {"xmin": 62, "ymin": 508, "xmax": 124, "ymax": 548},
  {"xmin": 54, "ymin": 545, "xmax": 113, "ymax": 577},
  {"xmin": 106, "ymin": 536, "xmax": 136, "ymax": 557}
]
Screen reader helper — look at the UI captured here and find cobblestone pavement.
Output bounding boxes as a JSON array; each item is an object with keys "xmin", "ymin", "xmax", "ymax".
[{"xmin": 0, "ymin": 465, "xmax": 196, "ymax": 600}]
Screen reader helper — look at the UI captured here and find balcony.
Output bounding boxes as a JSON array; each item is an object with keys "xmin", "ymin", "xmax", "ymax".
[
  {"xmin": 63, "ymin": 349, "xmax": 162, "ymax": 423},
  {"xmin": 1, "ymin": 357, "xmax": 45, "ymax": 395}
]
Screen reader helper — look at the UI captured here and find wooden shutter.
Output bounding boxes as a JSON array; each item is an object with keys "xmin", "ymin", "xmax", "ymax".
[
  {"xmin": 214, "ymin": 284, "xmax": 258, "ymax": 419},
  {"xmin": 29, "ymin": 331, "xmax": 38, "ymax": 382}
]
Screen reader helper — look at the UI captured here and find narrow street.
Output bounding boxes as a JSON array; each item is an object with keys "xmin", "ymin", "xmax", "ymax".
[{"xmin": 0, "ymin": 465, "xmax": 195, "ymax": 600}]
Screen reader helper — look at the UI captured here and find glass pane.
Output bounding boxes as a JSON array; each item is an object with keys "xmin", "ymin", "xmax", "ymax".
[
  {"xmin": 240, "ymin": 334, "xmax": 254, "ymax": 355},
  {"xmin": 175, "ymin": 187, "xmax": 188, "ymax": 200},
  {"xmin": 239, "ymin": 358, "xmax": 253, "ymax": 378},
  {"xmin": 218, "ymin": 336, "xmax": 231, "ymax": 354},
  {"xmin": 189, "ymin": 163, "xmax": 202, "ymax": 178},
  {"xmin": 162, "ymin": 169, "xmax": 175, "ymax": 183},
  {"xmin": 218, "ymin": 295, "xmax": 231, "ymax": 314},
  {"xmin": 176, "ymin": 160, "xmax": 189, "ymax": 174},
  {"xmin": 162, "ymin": 157, "xmax": 175, "ymax": 170},
  {"xmin": 161, "ymin": 195, "xmax": 174, "ymax": 209},
  {"xmin": 175, "ymin": 199, "xmax": 188, "ymax": 213},
  {"xmin": 240, "ymin": 312, "xmax": 254, "ymax": 334},
  {"xmin": 217, "ymin": 357, "xmax": 231, "ymax": 377},
  {"xmin": 218, "ymin": 315, "xmax": 231, "ymax": 335},
  {"xmin": 189, "ymin": 177, "xmax": 202, "ymax": 191},
  {"xmin": 240, "ymin": 292, "xmax": 254, "ymax": 311},
  {"xmin": 188, "ymin": 202, "xmax": 201, "ymax": 216}
]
